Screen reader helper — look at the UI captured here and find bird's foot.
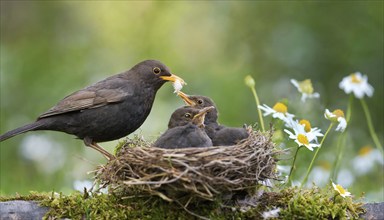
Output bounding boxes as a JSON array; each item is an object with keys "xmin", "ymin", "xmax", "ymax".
[{"xmin": 84, "ymin": 138, "xmax": 116, "ymax": 161}]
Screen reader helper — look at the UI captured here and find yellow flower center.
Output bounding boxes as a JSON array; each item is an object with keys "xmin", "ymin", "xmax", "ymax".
[
  {"xmin": 335, "ymin": 184, "xmax": 347, "ymax": 195},
  {"xmin": 297, "ymin": 134, "xmax": 309, "ymax": 146},
  {"xmin": 319, "ymin": 161, "xmax": 331, "ymax": 170},
  {"xmin": 298, "ymin": 79, "xmax": 314, "ymax": 94},
  {"xmin": 350, "ymin": 73, "xmax": 362, "ymax": 83},
  {"xmin": 273, "ymin": 102, "xmax": 288, "ymax": 113},
  {"xmin": 299, "ymin": 119, "xmax": 312, "ymax": 132},
  {"xmin": 358, "ymin": 145, "xmax": 373, "ymax": 156},
  {"xmin": 332, "ymin": 109, "xmax": 345, "ymax": 118}
]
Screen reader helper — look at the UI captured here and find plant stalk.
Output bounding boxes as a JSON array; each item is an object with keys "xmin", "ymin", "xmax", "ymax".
[
  {"xmin": 287, "ymin": 146, "xmax": 302, "ymax": 185},
  {"xmin": 301, "ymin": 123, "xmax": 334, "ymax": 186},
  {"xmin": 250, "ymin": 86, "xmax": 266, "ymax": 132},
  {"xmin": 360, "ymin": 99, "xmax": 383, "ymax": 154}
]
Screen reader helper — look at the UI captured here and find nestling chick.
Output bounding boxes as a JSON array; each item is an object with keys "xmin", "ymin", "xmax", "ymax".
[
  {"xmin": 177, "ymin": 91, "xmax": 249, "ymax": 146},
  {"xmin": 153, "ymin": 106, "xmax": 214, "ymax": 149}
]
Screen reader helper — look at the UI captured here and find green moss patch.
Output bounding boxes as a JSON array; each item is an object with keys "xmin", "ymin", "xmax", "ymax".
[{"xmin": 0, "ymin": 185, "xmax": 365, "ymax": 219}]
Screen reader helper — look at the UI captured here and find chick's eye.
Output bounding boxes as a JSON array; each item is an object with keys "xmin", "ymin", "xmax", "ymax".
[
  {"xmin": 197, "ymin": 100, "xmax": 203, "ymax": 105},
  {"xmin": 153, "ymin": 67, "xmax": 161, "ymax": 74},
  {"xmin": 184, "ymin": 113, "xmax": 191, "ymax": 118}
]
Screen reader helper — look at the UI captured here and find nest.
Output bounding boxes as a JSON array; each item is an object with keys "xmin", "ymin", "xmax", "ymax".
[{"xmin": 96, "ymin": 127, "xmax": 278, "ymax": 202}]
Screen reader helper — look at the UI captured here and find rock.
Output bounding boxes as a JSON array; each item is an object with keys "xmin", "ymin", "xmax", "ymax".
[
  {"xmin": 362, "ymin": 202, "xmax": 384, "ymax": 220},
  {"xmin": 0, "ymin": 200, "xmax": 49, "ymax": 220}
]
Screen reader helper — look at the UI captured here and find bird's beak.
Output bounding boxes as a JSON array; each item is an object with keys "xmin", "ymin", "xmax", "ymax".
[
  {"xmin": 177, "ymin": 91, "xmax": 196, "ymax": 106},
  {"xmin": 192, "ymin": 106, "xmax": 215, "ymax": 127},
  {"xmin": 161, "ymin": 74, "xmax": 186, "ymax": 93},
  {"xmin": 160, "ymin": 74, "xmax": 186, "ymax": 84}
]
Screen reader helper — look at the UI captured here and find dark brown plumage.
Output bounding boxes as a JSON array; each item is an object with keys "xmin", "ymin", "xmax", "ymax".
[
  {"xmin": 177, "ymin": 91, "xmax": 249, "ymax": 146},
  {"xmin": 0, "ymin": 60, "xmax": 185, "ymax": 160},
  {"xmin": 153, "ymin": 106, "xmax": 214, "ymax": 149}
]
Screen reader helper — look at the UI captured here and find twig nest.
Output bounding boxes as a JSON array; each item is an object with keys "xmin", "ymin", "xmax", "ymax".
[{"xmin": 96, "ymin": 127, "xmax": 278, "ymax": 202}]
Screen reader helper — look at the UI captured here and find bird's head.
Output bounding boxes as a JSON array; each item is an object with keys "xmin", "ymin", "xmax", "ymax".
[
  {"xmin": 132, "ymin": 60, "xmax": 186, "ymax": 91},
  {"xmin": 177, "ymin": 91, "xmax": 218, "ymax": 124},
  {"xmin": 191, "ymin": 106, "xmax": 215, "ymax": 128},
  {"xmin": 168, "ymin": 106, "xmax": 215, "ymax": 129}
]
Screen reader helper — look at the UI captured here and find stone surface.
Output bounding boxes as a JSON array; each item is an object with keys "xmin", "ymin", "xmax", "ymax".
[
  {"xmin": 0, "ymin": 200, "xmax": 49, "ymax": 220},
  {"xmin": 362, "ymin": 202, "xmax": 384, "ymax": 220}
]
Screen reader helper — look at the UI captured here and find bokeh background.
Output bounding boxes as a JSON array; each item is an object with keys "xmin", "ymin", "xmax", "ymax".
[{"xmin": 1, "ymin": 1, "xmax": 383, "ymax": 201}]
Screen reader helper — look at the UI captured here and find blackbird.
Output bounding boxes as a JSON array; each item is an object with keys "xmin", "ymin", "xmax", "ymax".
[
  {"xmin": 153, "ymin": 106, "xmax": 214, "ymax": 149},
  {"xmin": 177, "ymin": 91, "xmax": 249, "ymax": 146},
  {"xmin": 0, "ymin": 60, "xmax": 185, "ymax": 160}
]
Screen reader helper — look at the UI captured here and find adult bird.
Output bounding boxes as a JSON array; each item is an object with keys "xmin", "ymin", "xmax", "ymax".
[
  {"xmin": 0, "ymin": 60, "xmax": 185, "ymax": 160},
  {"xmin": 177, "ymin": 91, "xmax": 249, "ymax": 146},
  {"xmin": 153, "ymin": 106, "xmax": 214, "ymax": 149}
]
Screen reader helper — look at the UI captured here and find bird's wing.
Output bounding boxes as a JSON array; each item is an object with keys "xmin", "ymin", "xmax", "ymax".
[{"xmin": 38, "ymin": 77, "xmax": 133, "ymax": 118}]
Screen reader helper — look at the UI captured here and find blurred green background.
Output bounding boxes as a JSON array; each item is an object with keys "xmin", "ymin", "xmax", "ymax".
[{"xmin": 1, "ymin": 1, "xmax": 383, "ymax": 201}]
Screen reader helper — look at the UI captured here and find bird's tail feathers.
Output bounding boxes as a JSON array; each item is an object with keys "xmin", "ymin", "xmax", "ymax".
[{"xmin": 0, "ymin": 122, "xmax": 42, "ymax": 142}]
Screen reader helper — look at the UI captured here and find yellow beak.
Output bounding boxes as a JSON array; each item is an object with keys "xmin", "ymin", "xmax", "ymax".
[
  {"xmin": 177, "ymin": 91, "xmax": 195, "ymax": 106},
  {"xmin": 192, "ymin": 106, "xmax": 215, "ymax": 127},
  {"xmin": 160, "ymin": 74, "xmax": 186, "ymax": 84}
]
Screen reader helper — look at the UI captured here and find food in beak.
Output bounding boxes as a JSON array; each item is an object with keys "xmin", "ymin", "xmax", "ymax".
[{"xmin": 160, "ymin": 74, "xmax": 186, "ymax": 93}]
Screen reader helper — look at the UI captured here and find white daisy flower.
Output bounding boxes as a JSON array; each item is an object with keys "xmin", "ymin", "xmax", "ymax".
[
  {"xmin": 285, "ymin": 118, "xmax": 324, "ymax": 143},
  {"xmin": 352, "ymin": 145, "xmax": 384, "ymax": 176},
  {"xmin": 339, "ymin": 72, "xmax": 374, "ymax": 99},
  {"xmin": 290, "ymin": 79, "xmax": 320, "ymax": 102},
  {"xmin": 258, "ymin": 102, "xmax": 295, "ymax": 123},
  {"xmin": 262, "ymin": 208, "xmax": 280, "ymax": 219},
  {"xmin": 332, "ymin": 182, "xmax": 352, "ymax": 198},
  {"xmin": 324, "ymin": 109, "xmax": 347, "ymax": 132},
  {"xmin": 284, "ymin": 127, "xmax": 320, "ymax": 151}
]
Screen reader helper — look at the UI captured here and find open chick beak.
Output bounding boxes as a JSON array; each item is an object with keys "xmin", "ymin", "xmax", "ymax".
[
  {"xmin": 177, "ymin": 91, "xmax": 196, "ymax": 106},
  {"xmin": 192, "ymin": 106, "xmax": 215, "ymax": 127}
]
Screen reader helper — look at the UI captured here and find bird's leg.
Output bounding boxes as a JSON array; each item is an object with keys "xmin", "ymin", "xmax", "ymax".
[{"xmin": 83, "ymin": 137, "xmax": 116, "ymax": 161}]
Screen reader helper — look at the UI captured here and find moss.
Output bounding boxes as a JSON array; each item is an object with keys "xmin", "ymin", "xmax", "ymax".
[
  {"xmin": 0, "ymin": 191, "xmax": 52, "ymax": 202},
  {"xmin": 0, "ymin": 186, "xmax": 365, "ymax": 219},
  {"xmin": 114, "ymin": 133, "xmax": 149, "ymax": 155},
  {"xmin": 239, "ymin": 186, "xmax": 365, "ymax": 220},
  {"xmin": 37, "ymin": 191, "xmax": 236, "ymax": 220},
  {"xmin": 279, "ymin": 186, "xmax": 364, "ymax": 219}
]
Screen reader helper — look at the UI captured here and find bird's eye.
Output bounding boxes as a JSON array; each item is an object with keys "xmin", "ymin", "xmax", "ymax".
[
  {"xmin": 153, "ymin": 67, "xmax": 161, "ymax": 74},
  {"xmin": 197, "ymin": 100, "xmax": 203, "ymax": 105},
  {"xmin": 184, "ymin": 113, "xmax": 191, "ymax": 118}
]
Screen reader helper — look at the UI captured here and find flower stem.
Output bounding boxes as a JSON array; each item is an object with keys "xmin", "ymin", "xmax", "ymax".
[
  {"xmin": 287, "ymin": 146, "xmax": 302, "ymax": 185},
  {"xmin": 346, "ymin": 94, "xmax": 353, "ymax": 123},
  {"xmin": 360, "ymin": 99, "xmax": 383, "ymax": 154},
  {"xmin": 250, "ymin": 86, "xmax": 266, "ymax": 132},
  {"xmin": 330, "ymin": 133, "xmax": 346, "ymax": 180},
  {"xmin": 330, "ymin": 95, "xmax": 352, "ymax": 180},
  {"xmin": 301, "ymin": 123, "xmax": 334, "ymax": 186}
]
